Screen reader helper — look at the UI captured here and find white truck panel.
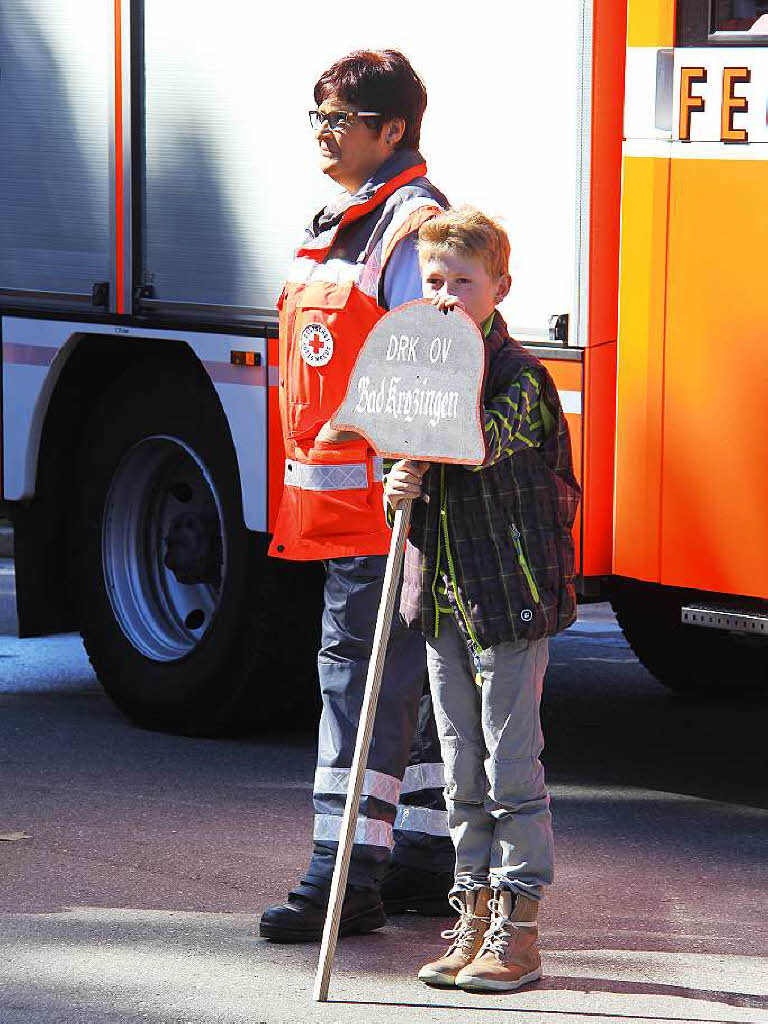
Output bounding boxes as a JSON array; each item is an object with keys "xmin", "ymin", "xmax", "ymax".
[
  {"xmin": 1, "ymin": 317, "xmax": 268, "ymax": 531},
  {"xmin": 624, "ymin": 47, "xmax": 674, "ymax": 141},
  {"xmin": 141, "ymin": 0, "xmax": 586, "ymax": 339},
  {"xmin": 2, "ymin": 363, "xmax": 53, "ymax": 499},
  {"xmin": 0, "ymin": 0, "xmax": 110, "ymax": 297}
]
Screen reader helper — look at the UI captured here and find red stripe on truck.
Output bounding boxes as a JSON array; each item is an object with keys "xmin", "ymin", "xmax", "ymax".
[
  {"xmin": 114, "ymin": 0, "xmax": 124, "ymax": 313},
  {"xmin": 2, "ymin": 344, "xmax": 58, "ymax": 367}
]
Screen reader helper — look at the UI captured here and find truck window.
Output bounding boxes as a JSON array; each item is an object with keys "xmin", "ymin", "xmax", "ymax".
[
  {"xmin": 677, "ymin": 0, "xmax": 768, "ymax": 43},
  {"xmin": 712, "ymin": 1, "xmax": 768, "ymax": 33}
]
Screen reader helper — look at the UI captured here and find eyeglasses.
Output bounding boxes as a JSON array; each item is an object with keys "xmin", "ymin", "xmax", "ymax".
[{"xmin": 308, "ymin": 109, "xmax": 383, "ymax": 132}]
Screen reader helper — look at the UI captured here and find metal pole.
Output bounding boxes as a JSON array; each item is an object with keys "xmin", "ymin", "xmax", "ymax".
[{"xmin": 313, "ymin": 498, "xmax": 413, "ymax": 1003}]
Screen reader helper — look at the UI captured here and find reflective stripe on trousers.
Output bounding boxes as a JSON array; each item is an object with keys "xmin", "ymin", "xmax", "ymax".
[
  {"xmin": 401, "ymin": 762, "xmax": 445, "ymax": 794},
  {"xmin": 312, "ymin": 805, "xmax": 449, "ymax": 848},
  {"xmin": 313, "ymin": 766, "xmax": 448, "ymax": 845}
]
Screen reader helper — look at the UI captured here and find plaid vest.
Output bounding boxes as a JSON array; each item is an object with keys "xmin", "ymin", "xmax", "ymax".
[{"xmin": 400, "ymin": 312, "xmax": 581, "ymax": 649}]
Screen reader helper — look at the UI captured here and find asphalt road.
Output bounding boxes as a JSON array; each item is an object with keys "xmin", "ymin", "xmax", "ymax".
[{"xmin": 1, "ymin": 559, "xmax": 767, "ymax": 1024}]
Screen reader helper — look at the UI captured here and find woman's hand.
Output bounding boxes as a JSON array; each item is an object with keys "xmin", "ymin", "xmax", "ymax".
[
  {"xmin": 315, "ymin": 421, "xmax": 361, "ymax": 444},
  {"xmin": 384, "ymin": 459, "xmax": 430, "ymax": 511}
]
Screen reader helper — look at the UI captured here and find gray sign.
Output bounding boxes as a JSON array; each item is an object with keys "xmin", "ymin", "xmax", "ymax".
[{"xmin": 331, "ymin": 301, "xmax": 486, "ymax": 464}]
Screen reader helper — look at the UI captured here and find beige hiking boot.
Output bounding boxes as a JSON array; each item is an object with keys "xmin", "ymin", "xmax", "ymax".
[
  {"xmin": 455, "ymin": 890, "xmax": 542, "ymax": 992},
  {"xmin": 417, "ymin": 887, "xmax": 492, "ymax": 988}
]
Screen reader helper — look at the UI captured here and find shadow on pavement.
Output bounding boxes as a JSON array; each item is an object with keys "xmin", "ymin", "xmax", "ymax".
[
  {"xmin": 544, "ymin": 627, "xmax": 768, "ymax": 810},
  {"xmin": 336, "ymin": 997, "xmax": 763, "ymax": 1023},
  {"xmin": 539, "ymin": 977, "xmax": 768, "ymax": 1012},
  {"xmin": 2, "ymin": 908, "xmax": 765, "ymax": 1021}
]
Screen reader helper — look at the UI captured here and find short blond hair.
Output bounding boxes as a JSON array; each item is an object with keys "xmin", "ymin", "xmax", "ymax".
[{"xmin": 417, "ymin": 206, "xmax": 510, "ymax": 279}]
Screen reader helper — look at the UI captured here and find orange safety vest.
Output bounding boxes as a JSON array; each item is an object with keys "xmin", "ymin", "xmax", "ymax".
[{"xmin": 269, "ymin": 155, "xmax": 444, "ymax": 561}]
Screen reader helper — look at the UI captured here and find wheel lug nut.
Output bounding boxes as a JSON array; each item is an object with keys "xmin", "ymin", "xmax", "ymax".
[
  {"xmin": 171, "ymin": 482, "xmax": 194, "ymax": 502},
  {"xmin": 185, "ymin": 609, "xmax": 205, "ymax": 630}
]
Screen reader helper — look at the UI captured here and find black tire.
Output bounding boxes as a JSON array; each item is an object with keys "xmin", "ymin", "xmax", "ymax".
[
  {"xmin": 71, "ymin": 359, "xmax": 323, "ymax": 735},
  {"xmin": 610, "ymin": 580, "xmax": 768, "ymax": 697}
]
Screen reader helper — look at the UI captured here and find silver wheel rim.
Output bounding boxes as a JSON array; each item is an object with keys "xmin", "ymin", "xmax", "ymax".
[{"xmin": 102, "ymin": 435, "xmax": 227, "ymax": 661}]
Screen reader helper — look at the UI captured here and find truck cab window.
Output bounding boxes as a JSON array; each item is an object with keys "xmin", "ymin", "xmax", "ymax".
[
  {"xmin": 712, "ymin": 1, "xmax": 768, "ymax": 32},
  {"xmin": 677, "ymin": 0, "xmax": 768, "ymax": 43}
]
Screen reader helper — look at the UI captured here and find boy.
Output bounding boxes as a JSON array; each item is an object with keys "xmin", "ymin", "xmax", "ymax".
[{"xmin": 384, "ymin": 208, "xmax": 580, "ymax": 992}]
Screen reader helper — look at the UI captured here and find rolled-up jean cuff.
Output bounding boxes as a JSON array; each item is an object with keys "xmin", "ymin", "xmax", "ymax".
[{"xmin": 450, "ymin": 874, "xmax": 491, "ymax": 897}]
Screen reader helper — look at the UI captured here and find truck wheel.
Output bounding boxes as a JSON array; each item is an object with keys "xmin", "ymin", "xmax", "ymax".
[
  {"xmin": 71, "ymin": 359, "xmax": 322, "ymax": 734},
  {"xmin": 610, "ymin": 580, "xmax": 767, "ymax": 697}
]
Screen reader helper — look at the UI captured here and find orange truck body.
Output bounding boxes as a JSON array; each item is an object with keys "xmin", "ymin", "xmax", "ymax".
[{"xmin": 616, "ymin": 0, "xmax": 768, "ymax": 601}]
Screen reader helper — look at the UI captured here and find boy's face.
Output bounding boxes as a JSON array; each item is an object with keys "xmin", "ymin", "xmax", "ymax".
[{"xmin": 421, "ymin": 251, "xmax": 511, "ymax": 328}]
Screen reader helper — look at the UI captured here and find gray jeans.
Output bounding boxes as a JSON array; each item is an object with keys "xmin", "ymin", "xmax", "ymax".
[{"xmin": 426, "ymin": 615, "xmax": 553, "ymax": 899}]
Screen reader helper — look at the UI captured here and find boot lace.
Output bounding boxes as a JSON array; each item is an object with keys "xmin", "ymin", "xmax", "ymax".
[
  {"xmin": 481, "ymin": 896, "xmax": 537, "ymax": 958},
  {"xmin": 440, "ymin": 894, "xmax": 489, "ymax": 954}
]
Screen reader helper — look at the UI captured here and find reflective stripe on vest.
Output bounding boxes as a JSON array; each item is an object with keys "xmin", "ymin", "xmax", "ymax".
[
  {"xmin": 284, "ymin": 457, "xmax": 384, "ymax": 492},
  {"xmin": 380, "ymin": 196, "xmax": 445, "ymax": 267},
  {"xmin": 284, "ymin": 257, "xmax": 363, "ymax": 287}
]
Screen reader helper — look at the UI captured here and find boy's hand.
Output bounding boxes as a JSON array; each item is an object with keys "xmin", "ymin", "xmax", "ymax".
[
  {"xmin": 385, "ymin": 460, "xmax": 430, "ymax": 511},
  {"xmin": 431, "ymin": 293, "xmax": 466, "ymax": 315}
]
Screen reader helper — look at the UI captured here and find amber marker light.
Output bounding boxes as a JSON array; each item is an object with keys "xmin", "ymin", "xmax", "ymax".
[{"xmin": 230, "ymin": 351, "xmax": 261, "ymax": 366}]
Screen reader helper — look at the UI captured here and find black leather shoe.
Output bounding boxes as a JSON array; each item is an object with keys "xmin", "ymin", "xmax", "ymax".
[
  {"xmin": 381, "ymin": 863, "xmax": 453, "ymax": 916},
  {"xmin": 259, "ymin": 887, "xmax": 386, "ymax": 943}
]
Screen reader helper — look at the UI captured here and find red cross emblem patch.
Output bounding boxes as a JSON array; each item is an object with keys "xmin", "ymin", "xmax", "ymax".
[{"xmin": 299, "ymin": 323, "xmax": 334, "ymax": 367}]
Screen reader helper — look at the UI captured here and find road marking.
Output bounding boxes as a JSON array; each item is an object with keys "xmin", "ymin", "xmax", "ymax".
[{"xmin": 572, "ymin": 656, "xmax": 638, "ymax": 663}]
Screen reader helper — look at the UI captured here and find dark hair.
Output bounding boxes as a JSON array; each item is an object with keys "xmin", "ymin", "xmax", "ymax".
[{"xmin": 314, "ymin": 49, "xmax": 427, "ymax": 150}]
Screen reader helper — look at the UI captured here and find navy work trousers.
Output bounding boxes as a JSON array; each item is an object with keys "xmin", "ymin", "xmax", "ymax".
[{"xmin": 303, "ymin": 555, "xmax": 454, "ymax": 892}]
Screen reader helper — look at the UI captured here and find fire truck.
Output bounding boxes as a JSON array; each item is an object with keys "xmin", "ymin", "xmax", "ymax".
[{"xmin": 1, "ymin": 0, "xmax": 765, "ymax": 734}]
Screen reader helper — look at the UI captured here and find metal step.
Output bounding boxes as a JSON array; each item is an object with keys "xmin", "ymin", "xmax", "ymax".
[{"xmin": 681, "ymin": 604, "xmax": 768, "ymax": 635}]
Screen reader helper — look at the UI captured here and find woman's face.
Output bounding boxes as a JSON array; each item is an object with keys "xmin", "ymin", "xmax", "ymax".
[{"xmin": 313, "ymin": 93, "xmax": 403, "ymax": 193}]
